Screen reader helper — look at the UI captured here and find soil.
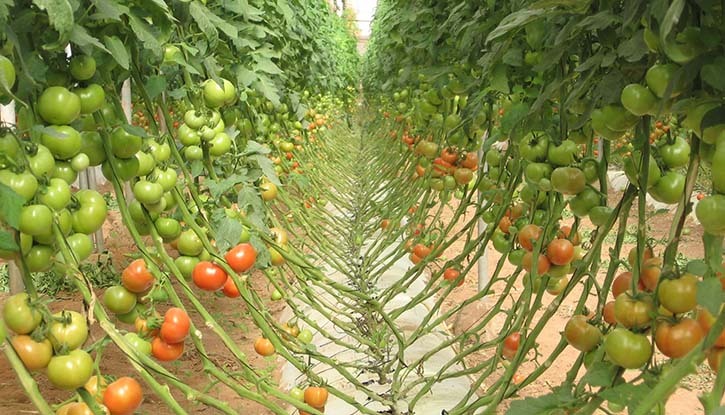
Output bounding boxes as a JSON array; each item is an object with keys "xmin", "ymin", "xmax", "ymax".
[{"xmin": 0, "ymin": 178, "xmax": 720, "ymax": 415}]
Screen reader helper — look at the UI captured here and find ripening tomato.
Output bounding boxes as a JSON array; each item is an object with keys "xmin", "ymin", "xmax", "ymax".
[
  {"xmin": 254, "ymin": 337, "xmax": 275, "ymax": 356},
  {"xmin": 48, "ymin": 310, "xmax": 88, "ymax": 350},
  {"xmin": 603, "ymin": 301, "xmax": 616, "ymax": 325},
  {"xmin": 104, "ymin": 377, "xmax": 143, "ymax": 415},
  {"xmin": 658, "ymin": 273, "xmax": 698, "ymax": 314},
  {"xmin": 604, "ymin": 328, "xmax": 651, "ymax": 369},
  {"xmin": 3, "ymin": 293, "xmax": 41, "ymax": 334},
  {"xmin": 10, "ymin": 335, "xmax": 52, "ymax": 370},
  {"xmin": 47, "ymin": 349, "xmax": 94, "ymax": 390},
  {"xmin": 698, "ymin": 308, "xmax": 725, "ymax": 348},
  {"xmin": 224, "ymin": 243, "xmax": 257, "ymax": 273},
  {"xmin": 655, "ymin": 318, "xmax": 704, "ymax": 358},
  {"xmin": 521, "ymin": 251, "xmax": 551, "ymax": 275},
  {"xmin": 518, "ymin": 224, "xmax": 543, "ymax": 251},
  {"xmin": 565, "ymin": 315, "xmax": 602, "ymax": 352},
  {"xmin": 502, "ymin": 332, "xmax": 521, "ymax": 359},
  {"xmin": 443, "ymin": 268, "xmax": 463, "ymax": 286},
  {"xmin": 614, "ymin": 293, "xmax": 654, "ymax": 329},
  {"xmin": 708, "ymin": 347, "xmax": 725, "ymax": 372},
  {"xmin": 122, "ymin": 259, "xmax": 155, "ymax": 293},
  {"xmin": 192, "ymin": 261, "xmax": 228, "ymax": 291},
  {"xmin": 160, "ymin": 307, "xmax": 190, "ymax": 344},
  {"xmin": 151, "ymin": 336, "xmax": 184, "ymax": 361},
  {"xmin": 304, "ymin": 386, "xmax": 329, "ymax": 408},
  {"xmin": 104, "ymin": 286, "xmax": 137, "ymax": 315},
  {"xmin": 546, "ymin": 239, "xmax": 575, "ymax": 266},
  {"xmin": 639, "ymin": 257, "xmax": 662, "ymax": 291}
]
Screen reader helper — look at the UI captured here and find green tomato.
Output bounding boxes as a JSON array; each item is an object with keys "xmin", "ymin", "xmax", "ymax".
[
  {"xmin": 111, "ymin": 126, "xmax": 143, "ymax": 159},
  {"xmin": 645, "ymin": 63, "xmax": 686, "ymax": 99},
  {"xmin": 48, "ymin": 310, "xmax": 88, "ymax": 350},
  {"xmin": 37, "ymin": 86, "xmax": 81, "ymax": 125},
  {"xmin": 79, "ymin": 131, "xmax": 106, "ymax": 166},
  {"xmin": 102, "ymin": 155, "xmax": 139, "ymax": 181},
  {"xmin": 0, "ymin": 169, "xmax": 38, "ymax": 201},
  {"xmin": 519, "ymin": 133, "xmax": 549, "ymax": 162},
  {"xmin": 297, "ymin": 329, "xmax": 313, "ymax": 344},
  {"xmin": 601, "ymin": 105, "xmax": 638, "ymax": 132},
  {"xmin": 47, "ymin": 349, "xmax": 94, "ymax": 390},
  {"xmin": 524, "ymin": 162, "xmax": 552, "ymax": 185},
  {"xmin": 3, "ymin": 293, "xmax": 41, "ymax": 334},
  {"xmin": 289, "ymin": 387, "xmax": 304, "ymax": 401},
  {"xmin": 69, "ymin": 55, "xmax": 96, "ymax": 81},
  {"xmin": 39, "ymin": 177, "xmax": 71, "ymax": 211},
  {"xmin": 569, "ymin": 187, "xmax": 600, "ymax": 218},
  {"xmin": 0, "ymin": 54, "xmax": 16, "ymax": 101},
  {"xmin": 41, "ymin": 125, "xmax": 81, "ymax": 160},
  {"xmin": 183, "ymin": 145, "xmax": 203, "ymax": 161},
  {"xmin": 620, "ymin": 84, "xmax": 657, "ymax": 116},
  {"xmin": 623, "ymin": 152, "xmax": 660, "ymax": 189},
  {"xmin": 133, "ymin": 180, "xmax": 164, "ymax": 205},
  {"xmin": 174, "ymin": 255, "xmax": 199, "ymax": 280},
  {"xmin": 52, "ymin": 161, "xmax": 78, "ymax": 184},
  {"xmin": 649, "ymin": 171, "xmax": 685, "ymax": 204},
  {"xmin": 74, "ymin": 84, "xmax": 105, "ymax": 114},
  {"xmin": 155, "ymin": 217, "xmax": 181, "ymax": 242},
  {"xmin": 71, "ymin": 189, "xmax": 107, "ymax": 234},
  {"xmin": 604, "ymin": 327, "xmax": 652, "ymax": 369},
  {"xmin": 177, "ymin": 229, "xmax": 204, "ymax": 256},
  {"xmin": 59, "ymin": 233, "xmax": 94, "ymax": 263},
  {"xmin": 24, "ymin": 244, "xmax": 54, "ymax": 272},
  {"xmin": 103, "ymin": 285, "xmax": 137, "ymax": 315},
  {"xmin": 696, "ymin": 194, "xmax": 725, "ymax": 236},
  {"xmin": 590, "ymin": 108, "xmax": 623, "ymax": 140},
  {"xmin": 148, "ymin": 139, "xmax": 171, "ymax": 163},
  {"xmin": 19, "ymin": 204, "xmax": 53, "ymax": 237},
  {"xmin": 124, "ymin": 332, "xmax": 152, "ymax": 356},
  {"xmin": 70, "ymin": 153, "xmax": 90, "ymax": 172},
  {"xmin": 547, "ymin": 140, "xmax": 578, "ymax": 166},
  {"xmin": 209, "ymin": 132, "xmax": 232, "ymax": 157},
  {"xmin": 177, "ymin": 123, "xmax": 201, "ymax": 146},
  {"xmin": 183, "ymin": 110, "xmax": 207, "ymax": 129}
]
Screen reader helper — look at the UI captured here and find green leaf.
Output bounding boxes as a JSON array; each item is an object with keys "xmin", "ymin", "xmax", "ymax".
[
  {"xmin": 127, "ymin": 13, "xmax": 162, "ymax": 53},
  {"xmin": 236, "ymin": 186, "xmax": 266, "ymax": 231},
  {"xmin": 145, "ymin": 76, "xmax": 167, "ymax": 100},
  {"xmin": 253, "ymin": 56, "xmax": 282, "ymax": 75},
  {"xmin": 213, "ymin": 217, "xmax": 242, "ymax": 253},
  {"xmin": 617, "ymin": 31, "xmax": 648, "ymax": 62},
  {"xmin": 0, "ymin": 0, "xmax": 12, "ymax": 24},
  {"xmin": 250, "ymin": 154, "xmax": 280, "ymax": 186},
  {"xmin": 659, "ymin": 0, "xmax": 685, "ymax": 44},
  {"xmin": 244, "ymin": 140, "xmax": 270, "ymax": 155},
  {"xmin": 489, "ymin": 64, "xmax": 509, "ymax": 94},
  {"xmin": 0, "ymin": 230, "xmax": 18, "ymax": 252},
  {"xmin": 91, "ymin": 0, "xmax": 128, "ymax": 21},
  {"xmin": 249, "ymin": 234, "xmax": 270, "ymax": 267},
  {"xmin": 70, "ymin": 25, "xmax": 110, "ymax": 53},
  {"xmin": 190, "ymin": 160, "xmax": 204, "ymax": 178},
  {"xmin": 599, "ymin": 383, "xmax": 651, "ymax": 409},
  {"xmin": 702, "ymin": 57, "xmax": 725, "ymax": 92},
  {"xmin": 686, "ymin": 259, "xmax": 708, "ymax": 276},
  {"xmin": 207, "ymin": 174, "xmax": 247, "ymax": 200},
  {"xmin": 506, "ymin": 387, "xmax": 575, "ymax": 415},
  {"xmin": 575, "ymin": 10, "xmax": 619, "ymax": 31},
  {"xmin": 103, "ymin": 36, "xmax": 129, "ymax": 70},
  {"xmin": 236, "ymin": 67, "xmax": 256, "ymax": 87},
  {"xmin": 32, "ymin": 0, "xmax": 73, "ymax": 34},
  {"xmin": 253, "ymin": 75, "xmax": 280, "ymax": 106},
  {"xmin": 487, "ymin": 9, "xmax": 547, "ymax": 44},
  {"xmin": 502, "ymin": 47, "xmax": 523, "ymax": 67},
  {"xmin": 580, "ymin": 361, "xmax": 618, "ymax": 387},
  {"xmin": 701, "ymin": 106, "xmax": 725, "ymax": 133},
  {"xmin": 697, "ymin": 278, "xmax": 723, "ymax": 316},
  {"xmin": 0, "ymin": 183, "xmax": 24, "ymax": 229},
  {"xmin": 189, "ymin": 2, "xmax": 218, "ymax": 45},
  {"xmin": 500, "ymin": 102, "xmax": 529, "ymax": 134}
]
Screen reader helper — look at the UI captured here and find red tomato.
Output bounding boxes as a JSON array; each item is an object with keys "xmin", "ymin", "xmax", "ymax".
[
  {"xmin": 518, "ymin": 224, "xmax": 543, "ymax": 251},
  {"xmin": 121, "ymin": 259, "xmax": 155, "ymax": 293},
  {"xmin": 222, "ymin": 277, "xmax": 240, "ymax": 298},
  {"xmin": 443, "ymin": 268, "xmax": 463, "ymax": 287},
  {"xmin": 502, "ymin": 332, "xmax": 521, "ymax": 359},
  {"xmin": 151, "ymin": 337, "xmax": 184, "ymax": 361},
  {"xmin": 192, "ymin": 261, "xmax": 228, "ymax": 291},
  {"xmin": 103, "ymin": 377, "xmax": 143, "ymax": 415},
  {"xmin": 224, "ymin": 243, "xmax": 257, "ymax": 273},
  {"xmin": 546, "ymin": 239, "xmax": 575, "ymax": 266},
  {"xmin": 159, "ymin": 307, "xmax": 190, "ymax": 344}
]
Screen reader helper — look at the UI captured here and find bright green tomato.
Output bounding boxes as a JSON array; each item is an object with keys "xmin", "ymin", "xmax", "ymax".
[
  {"xmin": 551, "ymin": 167, "xmax": 586, "ymax": 195},
  {"xmin": 604, "ymin": 328, "xmax": 652, "ymax": 369},
  {"xmin": 0, "ymin": 170, "xmax": 38, "ymax": 201},
  {"xmin": 71, "ymin": 189, "xmax": 107, "ymax": 234},
  {"xmin": 136, "ymin": 152, "xmax": 156, "ymax": 177},
  {"xmin": 19, "ymin": 204, "xmax": 52, "ymax": 237},
  {"xmin": 155, "ymin": 167, "xmax": 177, "ymax": 192},
  {"xmin": 111, "ymin": 127, "xmax": 142, "ymax": 159},
  {"xmin": 3, "ymin": 293, "xmax": 41, "ymax": 334},
  {"xmin": 148, "ymin": 140, "xmax": 171, "ymax": 163},
  {"xmin": 289, "ymin": 387, "xmax": 304, "ymax": 401},
  {"xmin": 70, "ymin": 153, "xmax": 90, "ymax": 172},
  {"xmin": 659, "ymin": 136, "xmax": 690, "ymax": 168},
  {"xmin": 491, "ymin": 230, "xmax": 511, "ymax": 253},
  {"xmin": 102, "ymin": 156, "xmax": 139, "ymax": 181},
  {"xmin": 174, "ymin": 255, "xmax": 199, "ymax": 280},
  {"xmin": 547, "ymin": 140, "xmax": 578, "ymax": 166},
  {"xmin": 183, "ymin": 145, "xmax": 203, "ymax": 161},
  {"xmin": 47, "ymin": 349, "xmax": 94, "ymax": 390},
  {"xmin": 209, "ymin": 132, "xmax": 232, "ymax": 157},
  {"xmin": 52, "ymin": 161, "xmax": 78, "ymax": 184},
  {"xmin": 79, "ymin": 131, "xmax": 106, "ymax": 166},
  {"xmin": 624, "ymin": 153, "xmax": 660, "ymax": 189},
  {"xmin": 155, "ymin": 217, "xmax": 181, "ymax": 242},
  {"xmin": 124, "ymin": 332, "xmax": 152, "ymax": 356},
  {"xmin": 297, "ymin": 329, "xmax": 313, "ymax": 344},
  {"xmin": 103, "ymin": 285, "xmax": 137, "ymax": 315},
  {"xmin": 0, "ymin": 54, "xmax": 16, "ymax": 100},
  {"xmin": 60, "ymin": 233, "xmax": 93, "ymax": 263},
  {"xmin": 37, "ymin": 86, "xmax": 81, "ymax": 125},
  {"xmin": 601, "ymin": 105, "xmax": 638, "ymax": 132},
  {"xmin": 620, "ymin": 84, "xmax": 657, "ymax": 116},
  {"xmin": 520, "ymin": 134, "xmax": 549, "ymax": 162},
  {"xmin": 24, "ymin": 244, "xmax": 54, "ymax": 272},
  {"xmin": 0, "ymin": 132, "xmax": 19, "ymax": 160},
  {"xmin": 41, "ymin": 125, "xmax": 81, "ymax": 160},
  {"xmin": 183, "ymin": 110, "xmax": 207, "ymax": 129},
  {"xmin": 48, "ymin": 310, "xmax": 88, "ymax": 350},
  {"xmin": 133, "ymin": 180, "xmax": 164, "ymax": 205},
  {"xmin": 590, "ymin": 109, "xmax": 622, "ymax": 140},
  {"xmin": 74, "ymin": 84, "xmax": 105, "ymax": 114},
  {"xmin": 569, "ymin": 187, "xmax": 600, "ymax": 217},
  {"xmin": 696, "ymin": 194, "xmax": 725, "ymax": 236},
  {"xmin": 177, "ymin": 123, "xmax": 201, "ymax": 146},
  {"xmin": 177, "ymin": 229, "xmax": 203, "ymax": 256},
  {"xmin": 646, "ymin": 63, "xmax": 685, "ymax": 99},
  {"xmin": 203, "ymin": 78, "xmax": 234, "ymax": 108},
  {"xmin": 39, "ymin": 177, "xmax": 71, "ymax": 211},
  {"xmin": 69, "ymin": 55, "xmax": 96, "ymax": 81},
  {"xmin": 649, "ymin": 171, "xmax": 685, "ymax": 204},
  {"xmin": 713, "ymin": 144, "xmax": 725, "ymax": 193}
]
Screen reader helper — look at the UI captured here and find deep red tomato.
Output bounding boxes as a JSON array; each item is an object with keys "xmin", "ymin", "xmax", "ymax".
[
  {"xmin": 224, "ymin": 243, "xmax": 257, "ymax": 273},
  {"xmin": 122, "ymin": 259, "xmax": 155, "ymax": 293},
  {"xmin": 192, "ymin": 261, "xmax": 228, "ymax": 291},
  {"xmin": 104, "ymin": 377, "xmax": 143, "ymax": 415}
]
